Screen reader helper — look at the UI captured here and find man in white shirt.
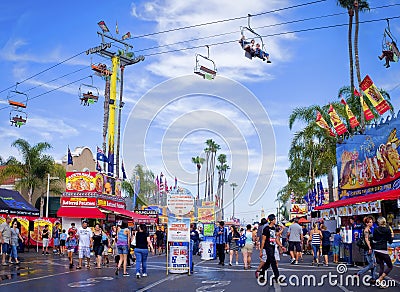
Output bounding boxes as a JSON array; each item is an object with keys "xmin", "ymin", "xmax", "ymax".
[
  {"xmin": 76, "ymin": 220, "xmax": 93, "ymax": 269},
  {"xmin": 0, "ymin": 216, "xmax": 12, "ymax": 265}
]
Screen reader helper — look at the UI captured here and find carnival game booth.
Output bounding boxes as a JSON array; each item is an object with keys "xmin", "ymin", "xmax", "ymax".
[
  {"xmin": 0, "ymin": 188, "xmax": 59, "ymax": 249},
  {"xmin": 316, "ymin": 116, "xmax": 400, "ymax": 265}
]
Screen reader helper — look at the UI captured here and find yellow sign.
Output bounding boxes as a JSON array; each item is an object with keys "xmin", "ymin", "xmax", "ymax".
[{"xmin": 198, "ymin": 207, "xmax": 215, "ymax": 223}]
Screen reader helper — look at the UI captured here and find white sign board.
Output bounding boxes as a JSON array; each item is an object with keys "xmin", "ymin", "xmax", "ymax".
[{"xmin": 167, "ymin": 191, "xmax": 194, "ymax": 215}]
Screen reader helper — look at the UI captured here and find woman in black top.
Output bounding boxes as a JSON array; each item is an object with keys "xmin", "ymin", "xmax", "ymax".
[
  {"xmin": 134, "ymin": 224, "xmax": 154, "ymax": 278},
  {"xmin": 92, "ymin": 224, "xmax": 104, "ymax": 269},
  {"xmin": 373, "ymin": 216, "xmax": 393, "ymax": 288}
]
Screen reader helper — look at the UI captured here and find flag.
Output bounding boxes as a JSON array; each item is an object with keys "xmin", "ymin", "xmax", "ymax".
[
  {"xmin": 96, "ymin": 161, "xmax": 102, "ymax": 172},
  {"xmin": 155, "ymin": 175, "xmax": 160, "ymax": 193},
  {"xmin": 116, "ymin": 21, "xmax": 119, "ymax": 34},
  {"xmin": 341, "ymin": 99, "xmax": 360, "ymax": 128},
  {"xmin": 319, "ymin": 180, "xmax": 325, "ymax": 206},
  {"xmin": 328, "ymin": 104, "xmax": 348, "ymax": 135},
  {"xmin": 67, "ymin": 147, "xmax": 73, "ymax": 165},
  {"xmin": 174, "ymin": 176, "xmax": 177, "ymax": 189},
  {"xmin": 121, "ymin": 161, "xmax": 127, "ymax": 180},
  {"xmin": 360, "ymin": 75, "xmax": 391, "ymax": 115},
  {"xmin": 108, "ymin": 152, "xmax": 114, "ymax": 176},
  {"xmin": 159, "ymin": 172, "xmax": 164, "ymax": 193},
  {"xmin": 316, "ymin": 111, "xmax": 335, "ymax": 137},
  {"xmin": 97, "ymin": 146, "xmax": 108, "ymax": 162},
  {"xmin": 164, "ymin": 178, "xmax": 168, "ymax": 193},
  {"xmin": 98, "ymin": 20, "xmax": 110, "ymax": 33},
  {"xmin": 360, "ymin": 95, "xmax": 375, "ymax": 121},
  {"xmin": 122, "ymin": 32, "xmax": 131, "ymax": 40}
]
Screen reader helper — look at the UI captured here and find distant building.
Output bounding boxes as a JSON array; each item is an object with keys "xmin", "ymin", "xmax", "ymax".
[{"xmin": 61, "ymin": 146, "xmax": 96, "ymax": 172}]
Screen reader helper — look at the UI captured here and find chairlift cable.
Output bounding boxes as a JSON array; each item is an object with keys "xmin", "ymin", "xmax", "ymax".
[
  {"xmin": 126, "ymin": 0, "xmax": 328, "ymax": 40},
  {"xmin": 142, "ymin": 16, "xmax": 400, "ymax": 57},
  {"xmin": 0, "ymin": 76, "xmax": 91, "ymax": 111}
]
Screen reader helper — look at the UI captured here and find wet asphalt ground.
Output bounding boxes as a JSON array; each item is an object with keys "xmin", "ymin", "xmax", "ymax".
[{"xmin": 0, "ymin": 250, "xmax": 399, "ymax": 292}]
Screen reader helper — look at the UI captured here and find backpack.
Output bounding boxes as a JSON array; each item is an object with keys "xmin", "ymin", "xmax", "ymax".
[
  {"xmin": 237, "ymin": 234, "xmax": 246, "ymax": 247},
  {"xmin": 356, "ymin": 230, "xmax": 367, "ymax": 250}
]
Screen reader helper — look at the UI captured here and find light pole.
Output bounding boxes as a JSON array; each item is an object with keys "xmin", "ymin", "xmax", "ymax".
[
  {"xmin": 230, "ymin": 182, "xmax": 237, "ymax": 219},
  {"xmin": 46, "ymin": 173, "xmax": 59, "ymax": 218}
]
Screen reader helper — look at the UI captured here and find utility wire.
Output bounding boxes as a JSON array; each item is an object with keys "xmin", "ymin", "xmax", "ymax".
[
  {"xmin": 0, "ymin": 76, "xmax": 91, "ymax": 111},
  {"xmin": 3, "ymin": 66, "xmax": 90, "ymax": 102},
  {"xmin": 135, "ymin": 3, "xmax": 400, "ymax": 53},
  {"xmin": 142, "ymin": 15, "xmax": 400, "ymax": 57},
  {"xmin": 128, "ymin": 0, "xmax": 328, "ymax": 40},
  {"xmin": 0, "ymin": 50, "xmax": 86, "ymax": 95}
]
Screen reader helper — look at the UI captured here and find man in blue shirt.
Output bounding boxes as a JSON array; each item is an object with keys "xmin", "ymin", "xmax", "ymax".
[{"xmin": 213, "ymin": 221, "xmax": 228, "ymax": 266}]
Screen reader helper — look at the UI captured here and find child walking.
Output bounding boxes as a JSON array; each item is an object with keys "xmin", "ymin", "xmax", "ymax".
[
  {"xmin": 66, "ymin": 231, "xmax": 78, "ymax": 269},
  {"xmin": 332, "ymin": 228, "xmax": 341, "ymax": 264}
]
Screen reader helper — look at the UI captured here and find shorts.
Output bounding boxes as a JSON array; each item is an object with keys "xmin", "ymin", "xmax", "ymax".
[
  {"xmin": 54, "ymin": 238, "xmax": 60, "ymax": 246},
  {"xmin": 117, "ymin": 245, "xmax": 129, "ymax": 255},
  {"xmin": 322, "ymin": 245, "xmax": 330, "ymax": 256},
  {"xmin": 78, "ymin": 246, "xmax": 91, "ymax": 258},
  {"xmin": 1, "ymin": 243, "xmax": 10, "ymax": 255},
  {"xmin": 260, "ymin": 249, "xmax": 267, "ymax": 262},
  {"xmin": 332, "ymin": 245, "xmax": 339, "ymax": 255},
  {"xmin": 60, "ymin": 240, "xmax": 66, "ymax": 247},
  {"xmin": 288, "ymin": 241, "xmax": 301, "ymax": 252},
  {"xmin": 42, "ymin": 238, "xmax": 49, "ymax": 247},
  {"xmin": 241, "ymin": 242, "xmax": 254, "ymax": 253},
  {"xmin": 93, "ymin": 245, "xmax": 104, "ymax": 257},
  {"xmin": 67, "ymin": 248, "xmax": 75, "ymax": 253},
  {"xmin": 275, "ymin": 245, "xmax": 280, "ymax": 261}
]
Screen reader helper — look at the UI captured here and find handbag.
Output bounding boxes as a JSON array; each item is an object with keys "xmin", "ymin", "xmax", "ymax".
[{"xmin": 131, "ymin": 235, "xmax": 136, "ymax": 246}]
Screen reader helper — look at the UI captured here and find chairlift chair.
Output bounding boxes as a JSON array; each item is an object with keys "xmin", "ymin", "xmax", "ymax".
[
  {"xmin": 194, "ymin": 46, "xmax": 217, "ymax": 80},
  {"xmin": 9, "ymin": 110, "xmax": 27, "ymax": 127},
  {"xmin": 7, "ymin": 84, "xmax": 28, "ymax": 127},
  {"xmin": 383, "ymin": 19, "xmax": 400, "ymax": 59},
  {"xmin": 91, "ymin": 63, "xmax": 112, "ymax": 77},
  {"xmin": 240, "ymin": 14, "xmax": 267, "ymax": 60},
  {"xmin": 79, "ymin": 82, "xmax": 100, "ymax": 106}
]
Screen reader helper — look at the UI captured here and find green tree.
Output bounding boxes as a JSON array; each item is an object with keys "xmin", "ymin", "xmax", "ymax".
[
  {"xmin": 216, "ymin": 154, "xmax": 229, "ymax": 220},
  {"xmin": 204, "ymin": 139, "xmax": 220, "ymax": 201},
  {"xmin": 191, "ymin": 156, "xmax": 205, "ymax": 201},
  {"xmin": 1, "ymin": 139, "xmax": 55, "ymax": 203}
]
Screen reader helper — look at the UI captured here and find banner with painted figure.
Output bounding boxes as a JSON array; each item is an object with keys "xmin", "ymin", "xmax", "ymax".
[
  {"xmin": 66, "ymin": 172, "xmax": 104, "ymax": 194},
  {"xmin": 337, "ymin": 117, "xmax": 400, "ymax": 198},
  {"xmin": 341, "ymin": 99, "xmax": 360, "ymax": 128},
  {"xmin": 355, "ymin": 89, "xmax": 374, "ymax": 121},
  {"xmin": 328, "ymin": 104, "xmax": 348, "ymax": 135},
  {"xmin": 360, "ymin": 75, "xmax": 391, "ymax": 115},
  {"xmin": 316, "ymin": 111, "xmax": 335, "ymax": 137}
]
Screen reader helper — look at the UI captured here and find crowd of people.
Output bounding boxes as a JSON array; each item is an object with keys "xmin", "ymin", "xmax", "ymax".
[{"xmin": 0, "ymin": 214, "xmax": 396, "ymax": 287}]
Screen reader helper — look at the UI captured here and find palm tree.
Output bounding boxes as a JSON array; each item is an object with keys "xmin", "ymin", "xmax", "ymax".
[
  {"xmin": 289, "ymin": 105, "xmax": 337, "ymax": 203},
  {"xmin": 216, "ymin": 154, "xmax": 229, "ymax": 219},
  {"xmin": 122, "ymin": 164, "xmax": 154, "ymax": 208},
  {"xmin": 337, "ymin": 0, "xmax": 355, "ymax": 94},
  {"xmin": 230, "ymin": 182, "xmax": 237, "ymax": 219},
  {"xmin": 1, "ymin": 139, "xmax": 54, "ymax": 203},
  {"xmin": 191, "ymin": 156, "xmax": 205, "ymax": 201},
  {"xmin": 204, "ymin": 139, "xmax": 220, "ymax": 201}
]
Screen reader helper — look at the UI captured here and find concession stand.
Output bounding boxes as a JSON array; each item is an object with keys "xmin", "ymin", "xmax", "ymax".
[
  {"xmin": 315, "ymin": 116, "xmax": 400, "ymax": 265},
  {"xmin": 57, "ymin": 172, "xmax": 155, "ymax": 231}
]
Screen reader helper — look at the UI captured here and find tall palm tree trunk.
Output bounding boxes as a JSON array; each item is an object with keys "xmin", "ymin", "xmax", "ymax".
[
  {"xmin": 328, "ymin": 168, "xmax": 334, "ymax": 202},
  {"xmin": 347, "ymin": 11, "xmax": 355, "ymax": 94},
  {"xmin": 354, "ymin": 1, "xmax": 364, "ymax": 130}
]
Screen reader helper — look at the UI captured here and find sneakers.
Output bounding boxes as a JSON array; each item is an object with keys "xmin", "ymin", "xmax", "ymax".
[
  {"xmin": 294, "ymin": 261, "xmax": 298, "ymax": 265},
  {"xmin": 324, "ymin": 263, "xmax": 328, "ymax": 267},
  {"xmin": 136, "ymin": 273, "xmax": 141, "ymax": 279},
  {"xmin": 236, "ymin": 262, "xmax": 239, "ymax": 266},
  {"xmin": 290, "ymin": 258, "xmax": 296, "ymax": 264},
  {"xmin": 115, "ymin": 267, "xmax": 119, "ymax": 275},
  {"xmin": 229, "ymin": 263, "xmax": 232, "ymax": 266},
  {"xmin": 142, "ymin": 273, "xmax": 147, "ymax": 277},
  {"xmin": 267, "ymin": 60, "xmax": 272, "ymax": 63},
  {"xmin": 123, "ymin": 273, "xmax": 130, "ymax": 277},
  {"xmin": 69, "ymin": 263, "xmax": 73, "ymax": 269}
]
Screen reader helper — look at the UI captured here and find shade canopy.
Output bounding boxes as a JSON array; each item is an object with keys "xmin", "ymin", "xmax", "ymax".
[
  {"xmin": 0, "ymin": 188, "xmax": 39, "ymax": 216},
  {"xmin": 99, "ymin": 206, "xmax": 157, "ymax": 223},
  {"xmin": 57, "ymin": 206, "xmax": 106, "ymax": 219}
]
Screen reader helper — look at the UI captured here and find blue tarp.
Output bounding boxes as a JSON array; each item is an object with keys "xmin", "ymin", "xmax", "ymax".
[{"xmin": 0, "ymin": 188, "xmax": 39, "ymax": 216}]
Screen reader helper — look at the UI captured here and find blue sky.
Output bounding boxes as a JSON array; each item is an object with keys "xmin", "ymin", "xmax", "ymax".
[{"xmin": 0, "ymin": 0, "xmax": 399, "ymax": 223}]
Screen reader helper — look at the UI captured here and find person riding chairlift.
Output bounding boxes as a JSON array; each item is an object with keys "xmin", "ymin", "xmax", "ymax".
[
  {"xmin": 379, "ymin": 41, "xmax": 399, "ymax": 68},
  {"xmin": 254, "ymin": 43, "xmax": 271, "ymax": 63},
  {"xmin": 239, "ymin": 36, "xmax": 255, "ymax": 56}
]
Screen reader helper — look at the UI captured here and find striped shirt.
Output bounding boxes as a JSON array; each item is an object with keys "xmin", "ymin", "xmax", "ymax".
[
  {"xmin": 213, "ymin": 226, "xmax": 228, "ymax": 244},
  {"xmin": 311, "ymin": 232, "xmax": 321, "ymax": 245}
]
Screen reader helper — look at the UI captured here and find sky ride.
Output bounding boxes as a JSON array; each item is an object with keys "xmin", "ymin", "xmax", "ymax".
[
  {"xmin": 194, "ymin": 45, "xmax": 217, "ymax": 80},
  {"xmin": 380, "ymin": 19, "xmax": 399, "ymax": 68},
  {"xmin": 78, "ymin": 76, "xmax": 100, "ymax": 106},
  {"xmin": 239, "ymin": 14, "xmax": 271, "ymax": 63},
  {"xmin": 7, "ymin": 83, "xmax": 28, "ymax": 127}
]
